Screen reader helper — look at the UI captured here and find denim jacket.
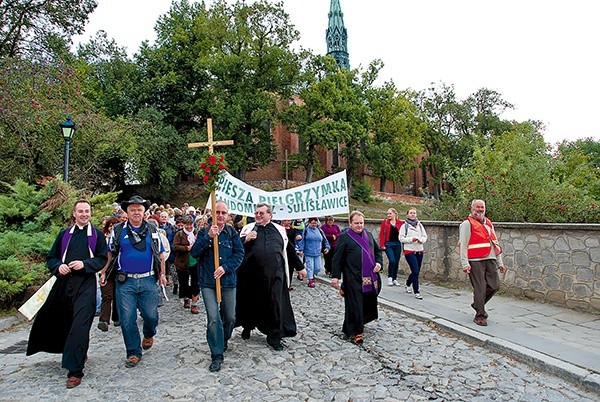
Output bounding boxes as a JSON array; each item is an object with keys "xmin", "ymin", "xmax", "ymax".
[{"xmin": 190, "ymin": 224, "xmax": 244, "ymax": 289}]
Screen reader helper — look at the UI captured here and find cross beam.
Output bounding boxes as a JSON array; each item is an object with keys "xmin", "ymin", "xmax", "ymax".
[
  {"xmin": 188, "ymin": 119, "xmax": 234, "ymax": 153},
  {"xmin": 187, "ymin": 118, "xmax": 234, "ymax": 302}
]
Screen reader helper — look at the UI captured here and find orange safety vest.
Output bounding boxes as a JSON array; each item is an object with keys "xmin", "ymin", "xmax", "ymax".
[{"xmin": 466, "ymin": 216, "xmax": 501, "ymax": 259}]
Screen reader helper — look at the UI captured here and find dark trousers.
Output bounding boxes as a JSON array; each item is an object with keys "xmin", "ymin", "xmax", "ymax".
[
  {"xmin": 405, "ymin": 252, "xmax": 423, "ymax": 293},
  {"xmin": 63, "ymin": 285, "xmax": 96, "ymax": 378},
  {"xmin": 324, "ymin": 246, "xmax": 335, "ymax": 275},
  {"xmin": 468, "ymin": 259, "xmax": 501, "ymax": 319},
  {"xmin": 384, "ymin": 241, "xmax": 402, "ymax": 280},
  {"xmin": 177, "ymin": 267, "xmax": 200, "ymax": 299},
  {"xmin": 99, "ymin": 278, "xmax": 119, "ymax": 323}
]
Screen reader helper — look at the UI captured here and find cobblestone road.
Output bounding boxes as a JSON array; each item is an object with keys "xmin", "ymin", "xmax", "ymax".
[{"xmin": 0, "ymin": 278, "xmax": 596, "ymax": 401}]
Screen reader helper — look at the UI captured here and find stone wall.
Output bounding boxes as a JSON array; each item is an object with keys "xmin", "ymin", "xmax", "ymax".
[{"xmin": 363, "ymin": 220, "xmax": 600, "ymax": 313}]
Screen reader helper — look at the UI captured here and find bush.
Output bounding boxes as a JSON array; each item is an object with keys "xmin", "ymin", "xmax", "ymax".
[
  {"xmin": 0, "ymin": 257, "xmax": 47, "ymax": 309},
  {"xmin": 352, "ymin": 181, "xmax": 374, "ymax": 204},
  {"xmin": 0, "ymin": 178, "xmax": 118, "ymax": 309}
]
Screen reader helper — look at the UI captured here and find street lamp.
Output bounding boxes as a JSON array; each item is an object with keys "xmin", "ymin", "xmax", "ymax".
[{"xmin": 59, "ymin": 116, "xmax": 76, "ymax": 183}]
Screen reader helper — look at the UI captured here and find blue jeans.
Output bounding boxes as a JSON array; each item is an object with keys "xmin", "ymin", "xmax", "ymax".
[
  {"xmin": 116, "ymin": 275, "xmax": 159, "ymax": 359},
  {"xmin": 305, "ymin": 255, "xmax": 322, "ymax": 279},
  {"xmin": 384, "ymin": 241, "xmax": 402, "ymax": 280},
  {"xmin": 405, "ymin": 252, "xmax": 423, "ymax": 293},
  {"xmin": 200, "ymin": 287, "xmax": 236, "ymax": 361}
]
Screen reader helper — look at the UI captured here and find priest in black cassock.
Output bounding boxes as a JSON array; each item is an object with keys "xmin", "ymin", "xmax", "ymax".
[
  {"xmin": 331, "ymin": 210, "xmax": 383, "ymax": 345},
  {"xmin": 27, "ymin": 200, "xmax": 107, "ymax": 389},
  {"xmin": 236, "ymin": 203, "xmax": 306, "ymax": 351}
]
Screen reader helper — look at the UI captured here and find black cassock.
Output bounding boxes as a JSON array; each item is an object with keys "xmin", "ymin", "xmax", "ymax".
[
  {"xmin": 27, "ymin": 225, "xmax": 107, "ymax": 377},
  {"xmin": 236, "ymin": 222, "xmax": 303, "ymax": 339},
  {"xmin": 331, "ymin": 229, "xmax": 383, "ymax": 337}
]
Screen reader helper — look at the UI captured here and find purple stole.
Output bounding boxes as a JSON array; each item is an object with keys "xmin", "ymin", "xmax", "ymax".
[
  {"xmin": 60, "ymin": 224, "xmax": 98, "ymax": 262},
  {"xmin": 347, "ymin": 229, "xmax": 380, "ymax": 294}
]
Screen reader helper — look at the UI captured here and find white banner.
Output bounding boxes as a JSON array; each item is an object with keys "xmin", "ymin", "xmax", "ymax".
[
  {"xmin": 210, "ymin": 170, "xmax": 349, "ymax": 220},
  {"xmin": 18, "ymin": 275, "xmax": 57, "ymax": 320}
]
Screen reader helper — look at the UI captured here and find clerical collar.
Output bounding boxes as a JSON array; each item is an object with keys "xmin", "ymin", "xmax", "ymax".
[{"xmin": 75, "ymin": 223, "xmax": 88, "ymax": 230}]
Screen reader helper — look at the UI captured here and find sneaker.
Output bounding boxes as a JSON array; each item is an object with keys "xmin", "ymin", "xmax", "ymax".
[
  {"xmin": 142, "ymin": 337, "xmax": 154, "ymax": 350},
  {"xmin": 392, "ymin": 279, "xmax": 400, "ymax": 286},
  {"xmin": 414, "ymin": 293, "xmax": 423, "ymax": 300},
  {"xmin": 387, "ymin": 277, "xmax": 393, "ymax": 286},
  {"xmin": 125, "ymin": 355, "xmax": 141, "ymax": 368},
  {"xmin": 97, "ymin": 321, "xmax": 109, "ymax": 332},
  {"xmin": 405, "ymin": 285, "xmax": 413, "ymax": 294}
]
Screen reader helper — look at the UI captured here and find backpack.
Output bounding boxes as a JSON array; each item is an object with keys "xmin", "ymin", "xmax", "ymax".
[{"xmin": 105, "ymin": 222, "xmax": 162, "ymax": 278}]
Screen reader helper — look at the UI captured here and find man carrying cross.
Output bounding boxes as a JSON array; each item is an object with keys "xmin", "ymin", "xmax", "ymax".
[{"xmin": 191, "ymin": 200, "xmax": 244, "ymax": 372}]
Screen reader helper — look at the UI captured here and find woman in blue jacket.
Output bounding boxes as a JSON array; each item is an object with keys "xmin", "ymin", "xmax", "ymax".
[{"xmin": 298, "ymin": 217, "xmax": 330, "ymax": 288}]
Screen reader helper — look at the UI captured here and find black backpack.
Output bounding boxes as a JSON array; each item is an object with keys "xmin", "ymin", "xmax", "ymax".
[{"xmin": 105, "ymin": 222, "xmax": 162, "ymax": 278}]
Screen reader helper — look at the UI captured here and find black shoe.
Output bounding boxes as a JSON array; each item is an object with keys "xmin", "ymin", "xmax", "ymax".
[
  {"xmin": 267, "ymin": 336, "xmax": 283, "ymax": 351},
  {"xmin": 98, "ymin": 321, "xmax": 109, "ymax": 332},
  {"xmin": 224, "ymin": 341, "xmax": 228, "ymax": 352},
  {"xmin": 209, "ymin": 360, "xmax": 222, "ymax": 372},
  {"xmin": 173, "ymin": 284, "xmax": 178, "ymax": 295},
  {"xmin": 241, "ymin": 328, "xmax": 251, "ymax": 340}
]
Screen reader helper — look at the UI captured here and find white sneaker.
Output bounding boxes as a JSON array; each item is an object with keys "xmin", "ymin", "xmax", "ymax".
[
  {"xmin": 392, "ymin": 280, "xmax": 400, "ymax": 286},
  {"xmin": 405, "ymin": 285, "xmax": 413, "ymax": 294},
  {"xmin": 414, "ymin": 293, "xmax": 423, "ymax": 300},
  {"xmin": 387, "ymin": 277, "xmax": 393, "ymax": 286}
]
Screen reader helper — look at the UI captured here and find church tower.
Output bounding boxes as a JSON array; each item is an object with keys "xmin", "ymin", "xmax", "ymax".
[{"xmin": 326, "ymin": 0, "xmax": 350, "ymax": 69}]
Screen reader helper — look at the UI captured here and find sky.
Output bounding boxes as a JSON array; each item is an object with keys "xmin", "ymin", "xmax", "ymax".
[{"xmin": 73, "ymin": 0, "xmax": 600, "ymax": 144}]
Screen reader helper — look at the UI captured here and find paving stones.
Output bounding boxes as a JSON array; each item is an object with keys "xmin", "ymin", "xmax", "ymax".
[{"xmin": 0, "ymin": 278, "xmax": 597, "ymax": 401}]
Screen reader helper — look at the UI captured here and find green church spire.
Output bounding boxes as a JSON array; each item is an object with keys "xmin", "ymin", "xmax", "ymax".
[{"xmin": 326, "ymin": 0, "xmax": 350, "ymax": 69}]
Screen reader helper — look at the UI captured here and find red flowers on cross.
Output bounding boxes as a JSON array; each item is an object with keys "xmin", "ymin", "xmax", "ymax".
[{"xmin": 200, "ymin": 154, "xmax": 228, "ymax": 192}]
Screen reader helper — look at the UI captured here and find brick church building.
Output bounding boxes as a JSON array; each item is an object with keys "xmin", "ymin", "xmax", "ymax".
[{"xmin": 245, "ymin": 0, "xmax": 429, "ymax": 197}]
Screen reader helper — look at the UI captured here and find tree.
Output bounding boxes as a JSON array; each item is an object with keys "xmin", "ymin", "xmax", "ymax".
[
  {"xmin": 365, "ymin": 83, "xmax": 426, "ymax": 192},
  {"xmin": 136, "ymin": 0, "xmax": 303, "ymax": 180},
  {"xmin": 552, "ymin": 138, "xmax": 600, "ymax": 201},
  {"xmin": 436, "ymin": 123, "xmax": 599, "ymax": 223},
  {"xmin": 416, "ymin": 83, "xmax": 516, "ymax": 199},
  {"xmin": 0, "ymin": 0, "xmax": 97, "ymax": 59},
  {"xmin": 75, "ymin": 31, "xmax": 142, "ymax": 117},
  {"xmin": 280, "ymin": 55, "xmax": 364, "ymax": 182},
  {"xmin": 0, "ymin": 57, "xmax": 137, "ymax": 190}
]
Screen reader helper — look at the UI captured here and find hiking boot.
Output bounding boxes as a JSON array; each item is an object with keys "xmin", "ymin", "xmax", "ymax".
[
  {"xmin": 97, "ymin": 321, "xmax": 109, "ymax": 332},
  {"xmin": 209, "ymin": 359, "xmax": 222, "ymax": 372}
]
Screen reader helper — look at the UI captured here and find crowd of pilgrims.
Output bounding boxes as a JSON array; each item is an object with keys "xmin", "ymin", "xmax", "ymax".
[{"xmin": 94, "ymin": 201, "xmax": 344, "ymax": 330}]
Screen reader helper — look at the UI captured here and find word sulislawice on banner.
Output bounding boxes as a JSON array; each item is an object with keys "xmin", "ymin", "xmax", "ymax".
[{"xmin": 207, "ymin": 170, "xmax": 349, "ymax": 219}]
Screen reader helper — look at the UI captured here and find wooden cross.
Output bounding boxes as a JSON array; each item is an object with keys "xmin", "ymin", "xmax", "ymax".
[
  {"xmin": 188, "ymin": 118, "xmax": 234, "ymax": 302},
  {"xmin": 188, "ymin": 118, "xmax": 234, "ymax": 153}
]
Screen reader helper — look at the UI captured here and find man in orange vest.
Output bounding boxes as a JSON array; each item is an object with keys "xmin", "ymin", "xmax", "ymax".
[{"xmin": 459, "ymin": 199, "xmax": 506, "ymax": 326}]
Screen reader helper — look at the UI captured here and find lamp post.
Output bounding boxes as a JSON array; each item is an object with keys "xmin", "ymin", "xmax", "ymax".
[{"xmin": 59, "ymin": 116, "xmax": 76, "ymax": 183}]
